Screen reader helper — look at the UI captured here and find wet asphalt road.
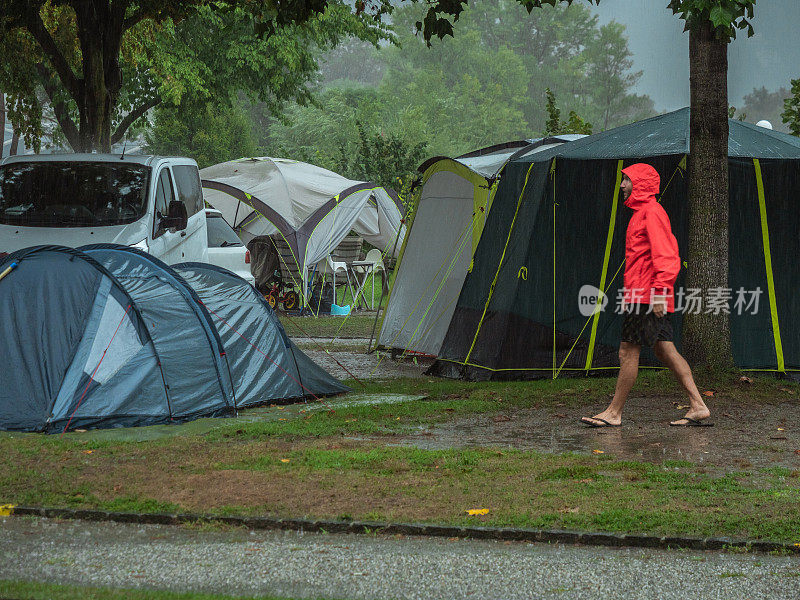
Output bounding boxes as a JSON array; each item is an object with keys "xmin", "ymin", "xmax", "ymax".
[{"xmin": 3, "ymin": 517, "xmax": 800, "ymax": 599}]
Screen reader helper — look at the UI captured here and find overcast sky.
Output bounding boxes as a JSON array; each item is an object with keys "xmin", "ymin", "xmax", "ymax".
[{"xmin": 590, "ymin": 0, "xmax": 800, "ymax": 112}]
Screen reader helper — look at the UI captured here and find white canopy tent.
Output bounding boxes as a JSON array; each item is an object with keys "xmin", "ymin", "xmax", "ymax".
[{"xmin": 201, "ymin": 157, "xmax": 406, "ymax": 299}]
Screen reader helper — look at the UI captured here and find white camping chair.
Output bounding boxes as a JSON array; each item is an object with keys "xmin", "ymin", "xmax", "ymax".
[
  {"xmin": 318, "ymin": 254, "xmax": 356, "ymax": 308},
  {"xmin": 351, "ymin": 248, "xmax": 386, "ymax": 310}
]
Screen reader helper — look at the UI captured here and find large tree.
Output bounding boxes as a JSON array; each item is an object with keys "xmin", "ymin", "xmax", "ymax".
[
  {"xmin": 0, "ymin": 0, "xmax": 391, "ymax": 152},
  {"xmin": 667, "ymin": 0, "xmax": 755, "ymax": 370}
]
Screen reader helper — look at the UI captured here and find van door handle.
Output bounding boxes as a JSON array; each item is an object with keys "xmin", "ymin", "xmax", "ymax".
[{"xmin": 180, "ymin": 231, "xmax": 186, "ymax": 237}]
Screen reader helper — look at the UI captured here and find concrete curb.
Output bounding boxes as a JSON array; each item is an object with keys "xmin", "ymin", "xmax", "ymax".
[{"xmin": 8, "ymin": 505, "xmax": 799, "ymax": 555}]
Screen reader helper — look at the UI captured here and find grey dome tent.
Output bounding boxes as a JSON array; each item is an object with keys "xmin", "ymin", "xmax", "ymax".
[
  {"xmin": 0, "ymin": 244, "xmax": 347, "ymax": 433},
  {"xmin": 425, "ymin": 108, "xmax": 800, "ymax": 380},
  {"xmin": 173, "ymin": 261, "xmax": 349, "ymax": 407},
  {"xmin": 378, "ymin": 136, "xmax": 584, "ymax": 357}
]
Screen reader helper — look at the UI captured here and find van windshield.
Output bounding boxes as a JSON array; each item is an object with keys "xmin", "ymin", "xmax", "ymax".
[{"xmin": 0, "ymin": 161, "xmax": 150, "ymax": 227}]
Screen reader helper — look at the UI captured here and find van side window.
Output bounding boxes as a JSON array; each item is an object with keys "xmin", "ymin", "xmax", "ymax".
[
  {"xmin": 153, "ymin": 168, "xmax": 175, "ymax": 238},
  {"xmin": 173, "ymin": 165, "xmax": 203, "ymax": 216}
]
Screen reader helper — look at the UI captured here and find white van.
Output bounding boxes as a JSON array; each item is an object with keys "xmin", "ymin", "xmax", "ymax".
[{"xmin": 0, "ymin": 154, "xmax": 208, "ymax": 264}]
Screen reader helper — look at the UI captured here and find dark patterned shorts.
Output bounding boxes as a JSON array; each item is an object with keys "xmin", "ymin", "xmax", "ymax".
[{"xmin": 621, "ymin": 304, "xmax": 673, "ymax": 347}]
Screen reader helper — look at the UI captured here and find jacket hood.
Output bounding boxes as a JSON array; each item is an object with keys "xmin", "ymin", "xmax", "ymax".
[{"xmin": 622, "ymin": 163, "xmax": 660, "ymax": 210}]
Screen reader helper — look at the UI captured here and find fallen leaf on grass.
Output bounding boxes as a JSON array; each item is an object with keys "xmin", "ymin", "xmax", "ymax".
[
  {"xmin": 280, "ymin": 459, "xmax": 290, "ymax": 463},
  {"xmin": 592, "ymin": 449, "xmax": 605, "ymax": 454},
  {"xmin": 278, "ymin": 418, "xmax": 287, "ymax": 421},
  {"xmin": 676, "ymin": 405, "xmax": 688, "ymax": 410},
  {"xmin": 276, "ymin": 406, "xmax": 284, "ymax": 410},
  {"xmin": 778, "ymin": 428, "xmax": 785, "ymax": 431},
  {"xmin": 82, "ymin": 450, "xmax": 93, "ymax": 454},
  {"xmin": 739, "ymin": 376, "xmax": 753, "ymax": 384},
  {"xmin": 703, "ymin": 391, "xmax": 715, "ymax": 397},
  {"xmin": 779, "ymin": 387, "xmax": 795, "ymax": 394},
  {"xmin": 466, "ymin": 508, "xmax": 489, "ymax": 516}
]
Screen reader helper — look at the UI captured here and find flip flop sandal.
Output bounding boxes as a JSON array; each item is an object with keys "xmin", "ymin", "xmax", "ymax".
[
  {"xmin": 580, "ymin": 417, "xmax": 621, "ymax": 428},
  {"xmin": 670, "ymin": 417, "xmax": 714, "ymax": 427}
]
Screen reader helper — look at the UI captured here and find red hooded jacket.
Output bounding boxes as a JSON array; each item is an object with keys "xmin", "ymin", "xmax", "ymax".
[{"xmin": 621, "ymin": 163, "xmax": 681, "ymax": 312}]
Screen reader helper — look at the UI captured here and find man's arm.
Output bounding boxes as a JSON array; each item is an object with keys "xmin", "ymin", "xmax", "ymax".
[{"xmin": 645, "ymin": 207, "xmax": 681, "ymax": 317}]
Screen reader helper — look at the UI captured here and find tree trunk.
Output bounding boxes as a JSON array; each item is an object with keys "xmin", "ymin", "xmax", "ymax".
[
  {"xmin": 682, "ymin": 20, "xmax": 733, "ymax": 370},
  {"xmin": 0, "ymin": 93, "xmax": 5, "ymax": 159},
  {"xmin": 73, "ymin": 3, "xmax": 123, "ymax": 152},
  {"xmin": 10, "ymin": 129, "xmax": 20, "ymax": 155}
]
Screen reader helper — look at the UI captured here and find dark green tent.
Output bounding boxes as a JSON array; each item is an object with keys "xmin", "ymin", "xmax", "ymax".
[{"xmin": 429, "ymin": 108, "xmax": 800, "ymax": 380}]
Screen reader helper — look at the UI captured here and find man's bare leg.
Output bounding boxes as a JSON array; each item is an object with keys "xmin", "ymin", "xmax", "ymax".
[
  {"xmin": 654, "ymin": 341, "xmax": 711, "ymax": 424},
  {"xmin": 581, "ymin": 342, "xmax": 641, "ymax": 426}
]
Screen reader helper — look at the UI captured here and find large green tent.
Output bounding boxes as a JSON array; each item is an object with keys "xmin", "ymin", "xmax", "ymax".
[{"xmin": 428, "ymin": 108, "xmax": 800, "ymax": 380}]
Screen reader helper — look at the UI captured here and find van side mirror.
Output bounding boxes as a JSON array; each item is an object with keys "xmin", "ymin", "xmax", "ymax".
[{"xmin": 160, "ymin": 200, "xmax": 188, "ymax": 231}]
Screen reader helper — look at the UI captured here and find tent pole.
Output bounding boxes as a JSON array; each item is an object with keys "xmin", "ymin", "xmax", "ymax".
[{"xmin": 753, "ymin": 158, "xmax": 785, "ymax": 373}]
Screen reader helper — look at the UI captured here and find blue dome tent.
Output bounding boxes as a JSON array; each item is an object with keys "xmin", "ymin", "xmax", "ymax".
[{"xmin": 0, "ymin": 245, "xmax": 347, "ymax": 433}]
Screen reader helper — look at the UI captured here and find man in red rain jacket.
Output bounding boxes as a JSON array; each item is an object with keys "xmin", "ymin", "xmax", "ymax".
[{"xmin": 581, "ymin": 163, "xmax": 711, "ymax": 427}]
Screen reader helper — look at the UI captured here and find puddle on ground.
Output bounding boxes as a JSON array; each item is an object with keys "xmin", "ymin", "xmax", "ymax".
[
  {"xmin": 373, "ymin": 396, "xmax": 800, "ymax": 474},
  {"xmin": 303, "ymin": 393, "xmax": 426, "ymax": 412}
]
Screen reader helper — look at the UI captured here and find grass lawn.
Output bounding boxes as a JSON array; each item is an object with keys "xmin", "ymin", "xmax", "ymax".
[
  {"xmin": 0, "ymin": 580, "xmax": 322, "ymax": 600},
  {"xmin": 3, "ymin": 373, "xmax": 800, "ymax": 542},
  {"xmin": 278, "ymin": 313, "xmax": 378, "ymax": 339}
]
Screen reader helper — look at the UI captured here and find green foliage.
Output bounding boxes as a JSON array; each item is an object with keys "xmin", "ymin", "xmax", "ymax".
[
  {"xmin": 728, "ymin": 106, "xmax": 746, "ymax": 121},
  {"xmin": 666, "ymin": 0, "xmax": 756, "ymax": 41},
  {"xmin": 145, "ymin": 100, "xmax": 257, "ymax": 169},
  {"xmin": 545, "ymin": 89, "xmax": 562, "ymax": 136},
  {"xmin": 416, "ymin": 0, "xmax": 600, "ymax": 43},
  {"xmin": 412, "ymin": 0, "xmax": 652, "ymax": 135},
  {"xmin": 782, "ymin": 78, "xmax": 800, "ymax": 137},
  {"xmin": 544, "ymin": 88, "xmax": 593, "ymax": 135},
  {"xmin": 264, "ymin": 0, "xmax": 652, "ymax": 171},
  {"xmin": 345, "ymin": 121, "xmax": 428, "ymax": 191},
  {"xmin": 260, "ymin": 86, "xmax": 426, "ymax": 191},
  {"xmin": 0, "ymin": 0, "xmax": 392, "ymax": 151}
]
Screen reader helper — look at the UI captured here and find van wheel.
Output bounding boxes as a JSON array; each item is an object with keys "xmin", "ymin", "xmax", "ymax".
[
  {"xmin": 265, "ymin": 294, "xmax": 277, "ymax": 309},
  {"xmin": 283, "ymin": 291, "xmax": 299, "ymax": 311}
]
